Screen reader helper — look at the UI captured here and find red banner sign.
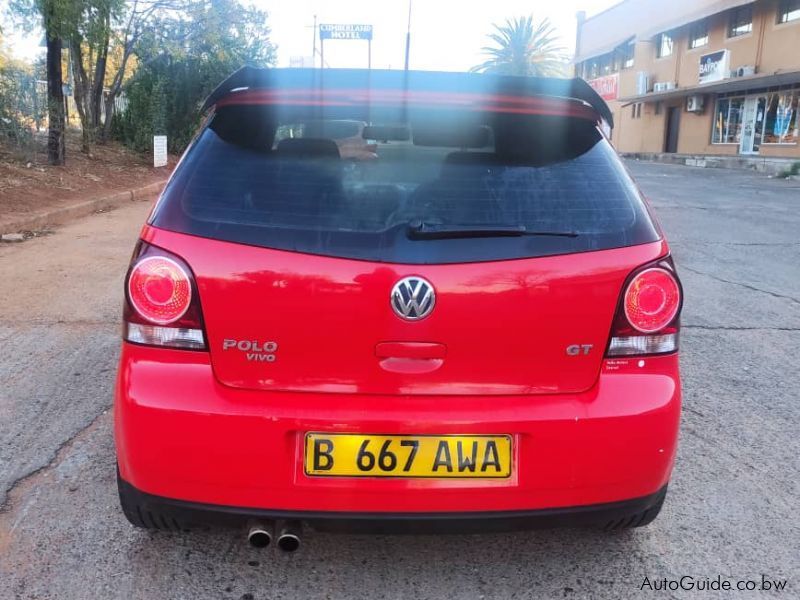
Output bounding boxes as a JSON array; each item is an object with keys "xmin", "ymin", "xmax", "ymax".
[{"xmin": 588, "ymin": 73, "xmax": 619, "ymax": 101}]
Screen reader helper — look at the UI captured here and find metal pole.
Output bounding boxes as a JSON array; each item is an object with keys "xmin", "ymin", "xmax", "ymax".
[
  {"xmin": 404, "ymin": 0, "xmax": 412, "ymax": 71},
  {"xmin": 320, "ymin": 38, "xmax": 324, "ymax": 70},
  {"xmin": 312, "ymin": 15, "xmax": 317, "ymax": 68},
  {"xmin": 368, "ymin": 39, "xmax": 372, "ymax": 70}
]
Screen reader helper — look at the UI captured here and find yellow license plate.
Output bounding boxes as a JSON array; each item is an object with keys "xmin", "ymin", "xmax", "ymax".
[{"xmin": 304, "ymin": 433, "xmax": 512, "ymax": 478}]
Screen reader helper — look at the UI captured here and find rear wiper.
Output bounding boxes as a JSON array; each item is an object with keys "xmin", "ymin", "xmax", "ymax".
[{"xmin": 406, "ymin": 222, "xmax": 579, "ymax": 240}]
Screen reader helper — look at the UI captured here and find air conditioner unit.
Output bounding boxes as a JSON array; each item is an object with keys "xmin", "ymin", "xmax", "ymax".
[
  {"xmin": 735, "ymin": 65, "xmax": 756, "ymax": 77},
  {"xmin": 636, "ymin": 71, "xmax": 650, "ymax": 95},
  {"xmin": 686, "ymin": 95, "xmax": 705, "ymax": 113},
  {"xmin": 653, "ymin": 81, "xmax": 676, "ymax": 92}
]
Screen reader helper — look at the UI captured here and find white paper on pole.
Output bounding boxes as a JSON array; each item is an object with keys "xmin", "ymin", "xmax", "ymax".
[{"xmin": 153, "ymin": 135, "xmax": 168, "ymax": 167}]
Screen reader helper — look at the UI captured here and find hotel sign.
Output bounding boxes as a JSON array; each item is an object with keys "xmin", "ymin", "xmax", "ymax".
[
  {"xmin": 699, "ymin": 50, "xmax": 730, "ymax": 84},
  {"xmin": 587, "ymin": 73, "xmax": 619, "ymax": 101},
  {"xmin": 320, "ymin": 24, "xmax": 373, "ymax": 40}
]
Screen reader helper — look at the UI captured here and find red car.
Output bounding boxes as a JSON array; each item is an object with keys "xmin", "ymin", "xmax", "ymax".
[{"xmin": 115, "ymin": 67, "xmax": 682, "ymax": 551}]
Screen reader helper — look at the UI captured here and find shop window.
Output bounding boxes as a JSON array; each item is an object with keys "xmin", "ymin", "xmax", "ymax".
[
  {"xmin": 778, "ymin": 0, "xmax": 800, "ymax": 23},
  {"xmin": 656, "ymin": 32, "xmax": 674, "ymax": 58},
  {"xmin": 712, "ymin": 97, "xmax": 745, "ymax": 143},
  {"xmin": 688, "ymin": 21, "xmax": 709, "ymax": 49},
  {"xmin": 729, "ymin": 6, "xmax": 753, "ymax": 37},
  {"xmin": 762, "ymin": 91, "xmax": 798, "ymax": 144}
]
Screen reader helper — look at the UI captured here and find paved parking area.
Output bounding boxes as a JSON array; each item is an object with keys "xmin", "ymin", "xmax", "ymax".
[{"xmin": 0, "ymin": 162, "xmax": 798, "ymax": 599}]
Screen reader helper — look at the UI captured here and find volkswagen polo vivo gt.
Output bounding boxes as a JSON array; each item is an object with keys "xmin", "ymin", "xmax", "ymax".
[{"xmin": 115, "ymin": 67, "xmax": 682, "ymax": 548}]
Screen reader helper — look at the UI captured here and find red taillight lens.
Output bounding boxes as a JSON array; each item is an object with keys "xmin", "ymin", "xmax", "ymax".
[
  {"xmin": 623, "ymin": 268, "xmax": 681, "ymax": 334},
  {"xmin": 128, "ymin": 256, "xmax": 192, "ymax": 325},
  {"xmin": 123, "ymin": 243, "xmax": 206, "ymax": 350},
  {"xmin": 606, "ymin": 259, "xmax": 682, "ymax": 357}
]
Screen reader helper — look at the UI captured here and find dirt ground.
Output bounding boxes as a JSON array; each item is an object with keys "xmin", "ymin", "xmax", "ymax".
[{"xmin": 0, "ymin": 129, "xmax": 175, "ymax": 228}]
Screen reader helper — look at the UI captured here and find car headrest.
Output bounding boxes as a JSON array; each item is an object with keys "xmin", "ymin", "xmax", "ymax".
[{"xmin": 275, "ymin": 138, "xmax": 341, "ymax": 160}]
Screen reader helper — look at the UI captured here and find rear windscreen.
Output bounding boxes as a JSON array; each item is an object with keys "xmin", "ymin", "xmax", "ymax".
[{"xmin": 151, "ymin": 104, "xmax": 659, "ymax": 263}]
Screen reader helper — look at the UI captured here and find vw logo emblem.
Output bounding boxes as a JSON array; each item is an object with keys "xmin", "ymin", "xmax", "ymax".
[{"xmin": 391, "ymin": 276, "xmax": 436, "ymax": 321}]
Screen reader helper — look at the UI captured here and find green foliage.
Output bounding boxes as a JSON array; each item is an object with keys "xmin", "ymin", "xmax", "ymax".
[
  {"xmin": 471, "ymin": 15, "xmax": 567, "ymax": 78},
  {"xmin": 0, "ymin": 59, "xmax": 46, "ymax": 158},
  {"xmin": 113, "ymin": 0, "xmax": 276, "ymax": 155},
  {"xmin": 777, "ymin": 161, "xmax": 800, "ymax": 179}
]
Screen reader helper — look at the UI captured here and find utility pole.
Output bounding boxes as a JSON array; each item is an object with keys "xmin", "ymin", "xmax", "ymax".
[
  {"xmin": 404, "ymin": 0, "xmax": 412, "ymax": 71},
  {"xmin": 312, "ymin": 15, "xmax": 317, "ymax": 68}
]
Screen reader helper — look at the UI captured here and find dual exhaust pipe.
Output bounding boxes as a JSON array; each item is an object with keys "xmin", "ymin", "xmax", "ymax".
[{"xmin": 247, "ymin": 520, "xmax": 301, "ymax": 552}]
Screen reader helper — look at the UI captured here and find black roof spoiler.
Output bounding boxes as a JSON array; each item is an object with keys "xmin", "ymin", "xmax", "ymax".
[{"xmin": 201, "ymin": 66, "xmax": 614, "ymax": 128}]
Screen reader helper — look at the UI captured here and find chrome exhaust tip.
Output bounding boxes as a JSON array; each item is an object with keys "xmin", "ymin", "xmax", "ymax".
[
  {"xmin": 247, "ymin": 521, "xmax": 273, "ymax": 548},
  {"xmin": 276, "ymin": 520, "xmax": 302, "ymax": 553}
]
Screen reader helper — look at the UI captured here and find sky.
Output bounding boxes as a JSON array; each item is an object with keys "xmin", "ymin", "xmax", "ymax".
[{"xmin": 2, "ymin": 0, "xmax": 620, "ymax": 70}]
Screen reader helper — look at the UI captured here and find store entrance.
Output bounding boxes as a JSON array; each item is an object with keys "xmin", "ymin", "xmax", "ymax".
[{"xmin": 739, "ymin": 96, "xmax": 766, "ymax": 155}]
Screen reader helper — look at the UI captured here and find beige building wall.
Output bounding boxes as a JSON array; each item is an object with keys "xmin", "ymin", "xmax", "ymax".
[{"xmin": 580, "ymin": 0, "xmax": 800, "ymax": 160}]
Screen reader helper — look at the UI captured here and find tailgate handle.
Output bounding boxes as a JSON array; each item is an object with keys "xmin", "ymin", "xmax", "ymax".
[{"xmin": 374, "ymin": 342, "xmax": 447, "ymax": 360}]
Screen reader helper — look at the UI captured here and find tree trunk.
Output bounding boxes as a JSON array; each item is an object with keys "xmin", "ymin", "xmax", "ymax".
[
  {"xmin": 101, "ymin": 94, "xmax": 116, "ymax": 142},
  {"xmin": 69, "ymin": 39, "xmax": 92, "ymax": 154},
  {"xmin": 90, "ymin": 11, "xmax": 110, "ymax": 135},
  {"xmin": 46, "ymin": 32, "xmax": 65, "ymax": 165}
]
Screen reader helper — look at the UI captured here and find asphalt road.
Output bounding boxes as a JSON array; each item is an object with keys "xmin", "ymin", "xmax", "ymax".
[{"xmin": 1, "ymin": 162, "xmax": 798, "ymax": 599}]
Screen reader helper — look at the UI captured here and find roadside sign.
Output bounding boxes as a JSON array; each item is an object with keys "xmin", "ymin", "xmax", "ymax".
[
  {"xmin": 153, "ymin": 136, "xmax": 168, "ymax": 168},
  {"xmin": 319, "ymin": 24, "xmax": 373, "ymax": 40}
]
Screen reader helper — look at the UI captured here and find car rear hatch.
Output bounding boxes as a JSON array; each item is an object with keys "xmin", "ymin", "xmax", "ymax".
[{"xmin": 148, "ymin": 68, "xmax": 662, "ymax": 396}]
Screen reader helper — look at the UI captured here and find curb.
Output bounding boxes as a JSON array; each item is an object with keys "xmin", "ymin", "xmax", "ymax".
[{"xmin": 0, "ymin": 180, "xmax": 167, "ymax": 236}]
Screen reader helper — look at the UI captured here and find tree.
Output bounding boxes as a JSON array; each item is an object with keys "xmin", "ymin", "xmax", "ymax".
[
  {"xmin": 68, "ymin": 0, "xmax": 123, "ymax": 152},
  {"xmin": 113, "ymin": 0, "xmax": 276, "ymax": 154},
  {"xmin": 99, "ymin": 0, "xmax": 191, "ymax": 143},
  {"xmin": 471, "ymin": 15, "xmax": 567, "ymax": 78},
  {"xmin": 9, "ymin": 0, "xmax": 80, "ymax": 164}
]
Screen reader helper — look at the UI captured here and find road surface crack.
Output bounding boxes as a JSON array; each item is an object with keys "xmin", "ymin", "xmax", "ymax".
[
  {"xmin": 0, "ymin": 406, "xmax": 111, "ymax": 513},
  {"xmin": 680, "ymin": 265, "xmax": 800, "ymax": 306}
]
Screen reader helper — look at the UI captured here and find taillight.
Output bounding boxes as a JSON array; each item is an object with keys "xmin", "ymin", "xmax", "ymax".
[
  {"xmin": 606, "ymin": 259, "xmax": 682, "ymax": 357},
  {"xmin": 123, "ymin": 243, "xmax": 206, "ymax": 350},
  {"xmin": 128, "ymin": 257, "xmax": 191, "ymax": 325}
]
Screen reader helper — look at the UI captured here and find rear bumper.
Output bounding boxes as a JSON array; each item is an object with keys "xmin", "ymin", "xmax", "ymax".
[
  {"xmin": 115, "ymin": 343, "xmax": 681, "ymax": 516},
  {"xmin": 118, "ymin": 476, "xmax": 668, "ymax": 533}
]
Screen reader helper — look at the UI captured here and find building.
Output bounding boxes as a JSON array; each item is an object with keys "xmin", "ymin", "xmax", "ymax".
[{"xmin": 574, "ymin": 0, "xmax": 800, "ymax": 166}]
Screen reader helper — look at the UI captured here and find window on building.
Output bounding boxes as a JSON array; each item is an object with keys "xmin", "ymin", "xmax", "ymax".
[
  {"xmin": 712, "ymin": 97, "xmax": 746, "ymax": 143},
  {"xmin": 600, "ymin": 54, "xmax": 612, "ymax": 75},
  {"xmin": 689, "ymin": 21, "xmax": 709, "ymax": 48},
  {"xmin": 762, "ymin": 91, "xmax": 799, "ymax": 144},
  {"xmin": 657, "ymin": 32, "xmax": 674, "ymax": 58},
  {"xmin": 729, "ymin": 6, "xmax": 753, "ymax": 36},
  {"xmin": 778, "ymin": 0, "xmax": 800, "ymax": 23},
  {"xmin": 622, "ymin": 42, "xmax": 635, "ymax": 69}
]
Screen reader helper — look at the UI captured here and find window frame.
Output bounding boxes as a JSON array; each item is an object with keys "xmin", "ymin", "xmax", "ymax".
[
  {"xmin": 777, "ymin": 0, "xmax": 800, "ymax": 24},
  {"xmin": 688, "ymin": 20, "xmax": 710, "ymax": 49},
  {"xmin": 728, "ymin": 5, "xmax": 753, "ymax": 37}
]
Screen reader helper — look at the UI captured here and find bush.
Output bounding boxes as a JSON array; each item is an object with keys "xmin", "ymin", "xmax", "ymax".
[{"xmin": 779, "ymin": 161, "xmax": 800, "ymax": 178}]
